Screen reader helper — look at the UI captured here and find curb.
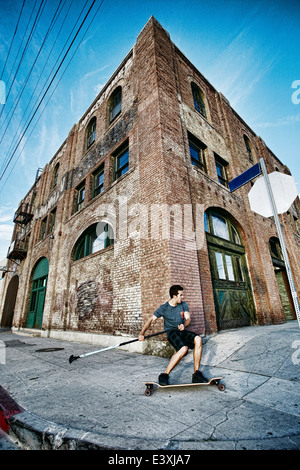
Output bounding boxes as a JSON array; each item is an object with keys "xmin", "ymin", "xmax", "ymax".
[
  {"xmin": 2, "ymin": 390, "xmax": 300, "ymax": 450},
  {"xmin": 9, "ymin": 411, "xmax": 116, "ymax": 450},
  {"xmin": 7, "ymin": 408, "xmax": 300, "ymax": 451},
  {"xmin": 0, "ymin": 386, "xmax": 153, "ymax": 450},
  {"xmin": 0, "ymin": 386, "xmax": 24, "ymax": 434}
]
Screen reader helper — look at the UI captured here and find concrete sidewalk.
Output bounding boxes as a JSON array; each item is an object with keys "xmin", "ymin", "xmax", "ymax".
[{"xmin": 0, "ymin": 321, "xmax": 299, "ymax": 450}]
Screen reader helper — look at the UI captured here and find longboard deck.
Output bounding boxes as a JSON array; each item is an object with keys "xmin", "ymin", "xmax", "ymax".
[{"xmin": 144, "ymin": 377, "xmax": 225, "ymax": 395}]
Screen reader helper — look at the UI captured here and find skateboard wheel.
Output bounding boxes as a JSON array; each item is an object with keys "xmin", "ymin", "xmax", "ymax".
[
  {"xmin": 218, "ymin": 383, "xmax": 225, "ymax": 391},
  {"xmin": 145, "ymin": 389, "xmax": 151, "ymax": 396}
]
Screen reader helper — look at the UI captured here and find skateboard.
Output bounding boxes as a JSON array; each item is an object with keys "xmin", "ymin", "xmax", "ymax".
[{"xmin": 143, "ymin": 377, "xmax": 225, "ymax": 396}]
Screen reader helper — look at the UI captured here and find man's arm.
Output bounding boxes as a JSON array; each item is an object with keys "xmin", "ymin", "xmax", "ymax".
[
  {"xmin": 138, "ymin": 314, "xmax": 157, "ymax": 341},
  {"xmin": 178, "ymin": 311, "xmax": 191, "ymax": 331}
]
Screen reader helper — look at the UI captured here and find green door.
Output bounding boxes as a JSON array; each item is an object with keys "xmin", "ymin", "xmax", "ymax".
[
  {"xmin": 205, "ymin": 210, "xmax": 256, "ymax": 331},
  {"xmin": 275, "ymin": 269, "xmax": 295, "ymax": 321},
  {"xmin": 209, "ymin": 247, "xmax": 256, "ymax": 330},
  {"xmin": 26, "ymin": 258, "xmax": 48, "ymax": 329},
  {"xmin": 270, "ymin": 238, "xmax": 296, "ymax": 321}
]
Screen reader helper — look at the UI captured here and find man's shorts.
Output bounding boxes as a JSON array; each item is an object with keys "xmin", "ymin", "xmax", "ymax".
[{"xmin": 167, "ymin": 329, "xmax": 198, "ymax": 351}]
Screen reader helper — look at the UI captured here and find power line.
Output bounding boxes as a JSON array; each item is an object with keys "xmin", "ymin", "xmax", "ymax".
[
  {"xmin": 0, "ymin": 0, "xmax": 101, "ymax": 187},
  {"xmin": 0, "ymin": 0, "xmax": 78, "ymax": 176},
  {"xmin": 0, "ymin": 0, "xmax": 62, "ymax": 148},
  {"xmin": 0, "ymin": 0, "xmax": 105, "ymax": 197},
  {"xmin": 0, "ymin": 0, "xmax": 45, "ymax": 121},
  {"xmin": 0, "ymin": 0, "xmax": 89, "ymax": 178},
  {"xmin": 0, "ymin": 0, "xmax": 26, "ymax": 81},
  {"xmin": 1, "ymin": 0, "xmax": 38, "ymax": 103}
]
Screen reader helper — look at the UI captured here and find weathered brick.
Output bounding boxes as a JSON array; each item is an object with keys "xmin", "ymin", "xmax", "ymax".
[{"xmin": 1, "ymin": 17, "xmax": 299, "ymax": 341}]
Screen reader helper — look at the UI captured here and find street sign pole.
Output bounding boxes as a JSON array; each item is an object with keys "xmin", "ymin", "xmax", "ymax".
[{"xmin": 260, "ymin": 158, "xmax": 300, "ymax": 327}]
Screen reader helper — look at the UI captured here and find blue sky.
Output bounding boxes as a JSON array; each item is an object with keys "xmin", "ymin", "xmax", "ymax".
[{"xmin": 0, "ymin": 0, "xmax": 299, "ymax": 261}]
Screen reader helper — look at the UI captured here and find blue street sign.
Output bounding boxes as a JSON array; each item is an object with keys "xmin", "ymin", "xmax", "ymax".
[{"xmin": 228, "ymin": 162, "xmax": 261, "ymax": 192}]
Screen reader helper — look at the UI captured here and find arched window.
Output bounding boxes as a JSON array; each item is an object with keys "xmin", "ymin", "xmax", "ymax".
[
  {"xmin": 73, "ymin": 222, "xmax": 114, "ymax": 261},
  {"xmin": 205, "ymin": 210, "xmax": 241, "ymax": 244},
  {"xmin": 243, "ymin": 135, "xmax": 254, "ymax": 163},
  {"xmin": 86, "ymin": 117, "xmax": 96, "ymax": 149},
  {"xmin": 52, "ymin": 163, "xmax": 59, "ymax": 189},
  {"xmin": 191, "ymin": 82, "xmax": 207, "ymax": 118},
  {"xmin": 109, "ymin": 86, "xmax": 122, "ymax": 123}
]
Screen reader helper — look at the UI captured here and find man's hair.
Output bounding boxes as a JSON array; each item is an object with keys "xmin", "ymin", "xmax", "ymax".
[{"xmin": 169, "ymin": 285, "xmax": 184, "ymax": 298}]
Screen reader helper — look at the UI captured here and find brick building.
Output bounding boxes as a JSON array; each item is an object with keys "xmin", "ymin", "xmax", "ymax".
[{"xmin": 1, "ymin": 17, "xmax": 299, "ymax": 347}]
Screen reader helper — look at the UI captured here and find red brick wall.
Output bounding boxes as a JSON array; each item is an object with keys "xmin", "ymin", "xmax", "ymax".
[{"xmin": 2, "ymin": 17, "xmax": 299, "ymax": 340}]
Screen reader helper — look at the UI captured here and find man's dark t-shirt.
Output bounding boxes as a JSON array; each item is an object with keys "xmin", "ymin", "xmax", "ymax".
[{"xmin": 154, "ymin": 301, "xmax": 189, "ymax": 335}]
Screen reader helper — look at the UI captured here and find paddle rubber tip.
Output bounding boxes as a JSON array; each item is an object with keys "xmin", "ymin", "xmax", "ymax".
[{"xmin": 69, "ymin": 355, "xmax": 79, "ymax": 364}]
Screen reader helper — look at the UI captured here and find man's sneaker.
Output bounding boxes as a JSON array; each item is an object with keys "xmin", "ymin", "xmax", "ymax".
[
  {"xmin": 158, "ymin": 373, "xmax": 169, "ymax": 386},
  {"xmin": 192, "ymin": 370, "xmax": 208, "ymax": 383}
]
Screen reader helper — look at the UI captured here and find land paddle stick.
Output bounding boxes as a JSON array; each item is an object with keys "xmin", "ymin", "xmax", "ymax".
[{"xmin": 68, "ymin": 329, "xmax": 170, "ymax": 364}]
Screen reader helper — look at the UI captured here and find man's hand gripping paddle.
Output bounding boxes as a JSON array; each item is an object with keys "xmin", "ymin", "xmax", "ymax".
[{"xmin": 68, "ymin": 329, "xmax": 169, "ymax": 364}]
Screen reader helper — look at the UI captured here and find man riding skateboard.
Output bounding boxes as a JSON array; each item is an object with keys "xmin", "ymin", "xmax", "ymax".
[{"xmin": 139, "ymin": 285, "xmax": 207, "ymax": 386}]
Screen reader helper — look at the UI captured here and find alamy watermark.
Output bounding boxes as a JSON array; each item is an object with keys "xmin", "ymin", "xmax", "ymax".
[
  {"xmin": 291, "ymin": 80, "xmax": 300, "ymax": 104},
  {"xmin": 94, "ymin": 198, "xmax": 206, "ymax": 254},
  {"xmin": 292, "ymin": 340, "xmax": 300, "ymax": 365},
  {"xmin": 0, "ymin": 80, "xmax": 5, "ymax": 105}
]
